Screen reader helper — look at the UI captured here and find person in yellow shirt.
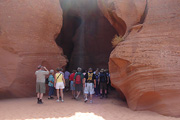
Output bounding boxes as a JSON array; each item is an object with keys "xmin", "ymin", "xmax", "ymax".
[{"xmin": 54, "ymin": 68, "xmax": 65, "ymax": 102}]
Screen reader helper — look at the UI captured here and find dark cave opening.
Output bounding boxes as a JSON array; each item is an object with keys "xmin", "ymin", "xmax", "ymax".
[
  {"xmin": 54, "ymin": 0, "xmax": 128, "ymax": 103},
  {"xmin": 55, "ymin": 11, "xmax": 82, "ymax": 70},
  {"xmin": 56, "ymin": 0, "xmax": 119, "ymax": 71}
]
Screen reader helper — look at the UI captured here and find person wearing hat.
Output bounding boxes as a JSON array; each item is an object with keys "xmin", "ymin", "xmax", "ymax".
[
  {"xmin": 83, "ymin": 68, "xmax": 96, "ymax": 103},
  {"xmin": 48, "ymin": 69, "xmax": 55, "ymax": 99},
  {"xmin": 35, "ymin": 65, "xmax": 49, "ymax": 104}
]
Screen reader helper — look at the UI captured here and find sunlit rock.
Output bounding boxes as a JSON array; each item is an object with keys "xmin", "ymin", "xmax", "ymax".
[
  {"xmin": 99, "ymin": 0, "xmax": 180, "ymax": 117},
  {"xmin": 0, "ymin": 0, "xmax": 67, "ymax": 98}
]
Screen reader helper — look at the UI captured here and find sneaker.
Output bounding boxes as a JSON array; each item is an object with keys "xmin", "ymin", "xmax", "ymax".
[
  {"xmin": 75, "ymin": 96, "xmax": 78, "ymax": 99},
  {"xmin": 90, "ymin": 100, "xmax": 93, "ymax": 103},
  {"xmin": 48, "ymin": 97, "xmax": 51, "ymax": 100},
  {"xmin": 37, "ymin": 98, "xmax": 40, "ymax": 104},
  {"xmin": 50, "ymin": 97, "xmax": 54, "ymax": 99},
  {"xmin": 84, "ymin": 98, "xmax": 88, "ymax": 103},
  {"xmin": 39, "ymin": 99, "xmax": 43, "ymax": 104},
  {"xmin": 61, "ymin": 99, "xmax": 64, "ymax": 102},
  {"xmin": 57, "ymin": 99, "xmax": 60, "ymax": 102}
]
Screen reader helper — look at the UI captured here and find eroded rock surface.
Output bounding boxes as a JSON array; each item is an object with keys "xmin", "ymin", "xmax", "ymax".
[
  {"xmin": 99, "ymin": 0, "xmax": 180, "ymax": 117},
  {"xmin": 98, "ymin": 0, "xmax": 146, "ymax": 36},
  {"xmin": 0, "ymin": 0, "xmax": 66, "ymax": 98}
]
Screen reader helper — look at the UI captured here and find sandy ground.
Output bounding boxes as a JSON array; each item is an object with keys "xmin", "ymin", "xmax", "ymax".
[{"xmin": 0, "ymin": 90, "xmax": 179, "ymax": 120}]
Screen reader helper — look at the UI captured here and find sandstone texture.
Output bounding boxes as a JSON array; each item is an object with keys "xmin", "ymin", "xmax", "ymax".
[
  {"xmin": 98, "ymin": 0, "xmax": 146, "ymax": 37},
  {"xmin": 98, "ymin": 0, "xmax": 180, "ymax": 117},
  {"xmin": 0, "ymin": 0, "xmax": 66, "ymax": 98},
  {"xmin": 56, "ymin": 0, "xmax": 118, "ymax": 71}
]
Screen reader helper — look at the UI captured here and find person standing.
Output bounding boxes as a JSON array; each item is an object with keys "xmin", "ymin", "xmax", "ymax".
[
  {"xmin": 64, "ymin": 70, "xmax": 70, "ymax": 91},
  {"xmin": 94, "ymin": 70, "xmax": 100, "ymax": 96},
  {"xmin": 54, "ymin": 68, "xmax": 65, "ymax": 102},
  {"xmin": 69, "ymin": 70, "xmax": 76, "ymax": 98},
  {"xmin": 84, "ymin": 68, "xmax": 96, "ymax": 103},
  {"xmin": 48, "ymin": 69, "xmax": 55, "ymax": 99},
  {"xmin": 74, "ymin": 67, "xmax": 84, "ymax": 100},
  {"xmin": 99, "ymin": 69, "xmax": 109, "ymax": 99},
  {"xmin": 35, "ymin": 65, "xmax": 49, "ymax": 104}
]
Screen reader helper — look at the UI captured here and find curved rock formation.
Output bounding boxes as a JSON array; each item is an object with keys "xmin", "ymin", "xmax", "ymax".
[
  {"xmin": 98, "ymin": 0, "xmax": 146, "ymax": 36},
  {"xmin": 98, "ymin": 0, "xmax": 180, "ymax": 117},
  {"xmin": 0, "ymin": 0, "xmax": 67, "ymax": 98}
]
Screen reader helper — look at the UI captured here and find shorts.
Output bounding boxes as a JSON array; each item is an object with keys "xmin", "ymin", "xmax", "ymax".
[
  {"xmin": 70, "ymin": 81, "xmax": 75, "ymax": 90},
  {"xmin": 75, "ymin": 84, "xmax": 82, "ymax": 91},
  {"xmin": 100, "ymin": 82, "xmax": 107, "ymax": 90},
  {"xmin": 56, "ymin": 82, "xmax": 64, "ymax": 89},
  {"xmin": 84, "ymin": 83, "xmax": 94, "ymax": 95},
  {"xmin": 65, "ymin": 79, "xmax": 69, "ymax": 87},
  {"xmin": 36, "ymin": 82, "xmax": 46, "ymax": 93}
]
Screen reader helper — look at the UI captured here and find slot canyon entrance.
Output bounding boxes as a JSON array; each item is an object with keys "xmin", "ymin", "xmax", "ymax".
[{"xmin": 56, "ymin": 0, "xmax": 119, "ymax": 71}]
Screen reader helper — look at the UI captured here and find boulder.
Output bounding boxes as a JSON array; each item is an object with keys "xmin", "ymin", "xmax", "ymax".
[
  {"xmin": 0, "ymin": 0, "xmax": 67, "ymax": 98},
  {"xmin": 98, "ymin": 0, "xmax": 180, "ymax": 117}
]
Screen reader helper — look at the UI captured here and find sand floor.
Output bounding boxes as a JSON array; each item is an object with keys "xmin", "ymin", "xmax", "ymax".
[{"xmin": 0, "ymin": 90, "xmax": 179, "ymax": 120}]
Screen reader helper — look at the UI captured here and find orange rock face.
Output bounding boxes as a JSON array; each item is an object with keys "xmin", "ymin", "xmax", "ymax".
[
  {"xmin": 99, "ymin": 0, "xmax": 180, "ymax": 117},
  {"xmin": 0, "ymin": 0, "xmax": 67, "ymax": 98}
]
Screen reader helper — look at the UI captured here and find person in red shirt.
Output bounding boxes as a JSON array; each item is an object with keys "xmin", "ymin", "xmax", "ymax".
[{"xmin": 69, "ymin": 70, "xmax": 76, "ymax": 99}]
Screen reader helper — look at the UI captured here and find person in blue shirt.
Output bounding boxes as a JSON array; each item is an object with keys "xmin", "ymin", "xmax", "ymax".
[{"xmin": 48, "ymin": 69, "xmax": 55, "ymax": 99}]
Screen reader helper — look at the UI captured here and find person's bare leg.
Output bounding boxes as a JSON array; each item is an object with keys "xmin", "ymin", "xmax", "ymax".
[
  {"xmin": 56, "ymin": 89, "xmax": 59, "ymax": 100},
  {"xmin": 90, "ymin": 94, "xmax": 93, "ymax": 101},
  {"xmin": 105, "ymin": 89, "xmax": 108, "ymax": 98},
  {"xmin": 84, "ymin": 93, "xmax": 88, "ymax": 102},
  {"xmin": 105, "ymin": 90, "xmax": 107, "ymax": 94},
  {"xmin": 37, "ymin": 93, "xmax": 40, "ymax": 103},
  {"xmin": 100, "ymin": 89, "xmax": 103, "ymax": 99},
  {"xmin": 37, "ymin": 93, "xmax": 40, "ymax": 99},
  {"xmin": 40, "ymin": 93, "xmax": 43, "ymax": 99},
  {"xmin": 100, "ymin": 89, "xmax": 102, "ymax": 94},
  {"xmin": 76, "ymin": 91, "xmax": 78, "ymax": 97},
  {"xmin": 60, "ymin": 89, "xmax": 64, "ymax": 101},
  {"xmin": 85, "ymin": 94, "xmax": 88, "ymax": 98},
  {"xmin": 76, "ymin": 91, "xmax": 81, "ymax": 98}
]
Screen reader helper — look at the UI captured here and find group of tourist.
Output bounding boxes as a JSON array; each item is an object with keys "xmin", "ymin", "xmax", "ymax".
[{"xmin": 35, "ymin": 65, "xmax": 110, "ymax": 104}]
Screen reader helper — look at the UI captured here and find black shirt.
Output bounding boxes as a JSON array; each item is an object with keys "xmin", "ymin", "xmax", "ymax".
[{"xmin": 85, "ymin": 72, "xmax": 96, "ymax": 83}]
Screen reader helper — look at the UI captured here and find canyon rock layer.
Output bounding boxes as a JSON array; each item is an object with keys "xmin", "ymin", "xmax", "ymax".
[
  {"xmin": 0, "ymin": 0, "xmax": 66, "ymax": 98},
  {"xmin": 98, "ymin": 0, "xmax": 180, "ymax": 117}
]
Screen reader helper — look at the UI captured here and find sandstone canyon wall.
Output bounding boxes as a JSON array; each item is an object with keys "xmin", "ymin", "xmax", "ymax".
[
  {"xmin": 0, "ymin": 0, "xmax": 67, "ymax": 98},
  {"xmin": 98, "ymin": 0, "xmax": 180, "ymax": 117}
]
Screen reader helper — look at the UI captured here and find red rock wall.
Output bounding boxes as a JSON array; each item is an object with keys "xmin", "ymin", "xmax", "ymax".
[
  {"xmin": 98, "ymin": 0, "xmax": 180, "ymax": 117},
  {"xmin": 0, "ymin": 0, "xmax": 67, "ymax": 98}
]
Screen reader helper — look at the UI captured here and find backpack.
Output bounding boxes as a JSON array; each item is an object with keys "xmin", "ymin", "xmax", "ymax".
[
  {"xmin": 75, "ymin": 74, "xmax": 81, "ymax": 84},
  {"xmin": 100, "ymin": 72, "xmax": 107, "ymax": 82},
  {"xmin": 45, "ymin": 78, "xmax": 49, "ymax": 84}
]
